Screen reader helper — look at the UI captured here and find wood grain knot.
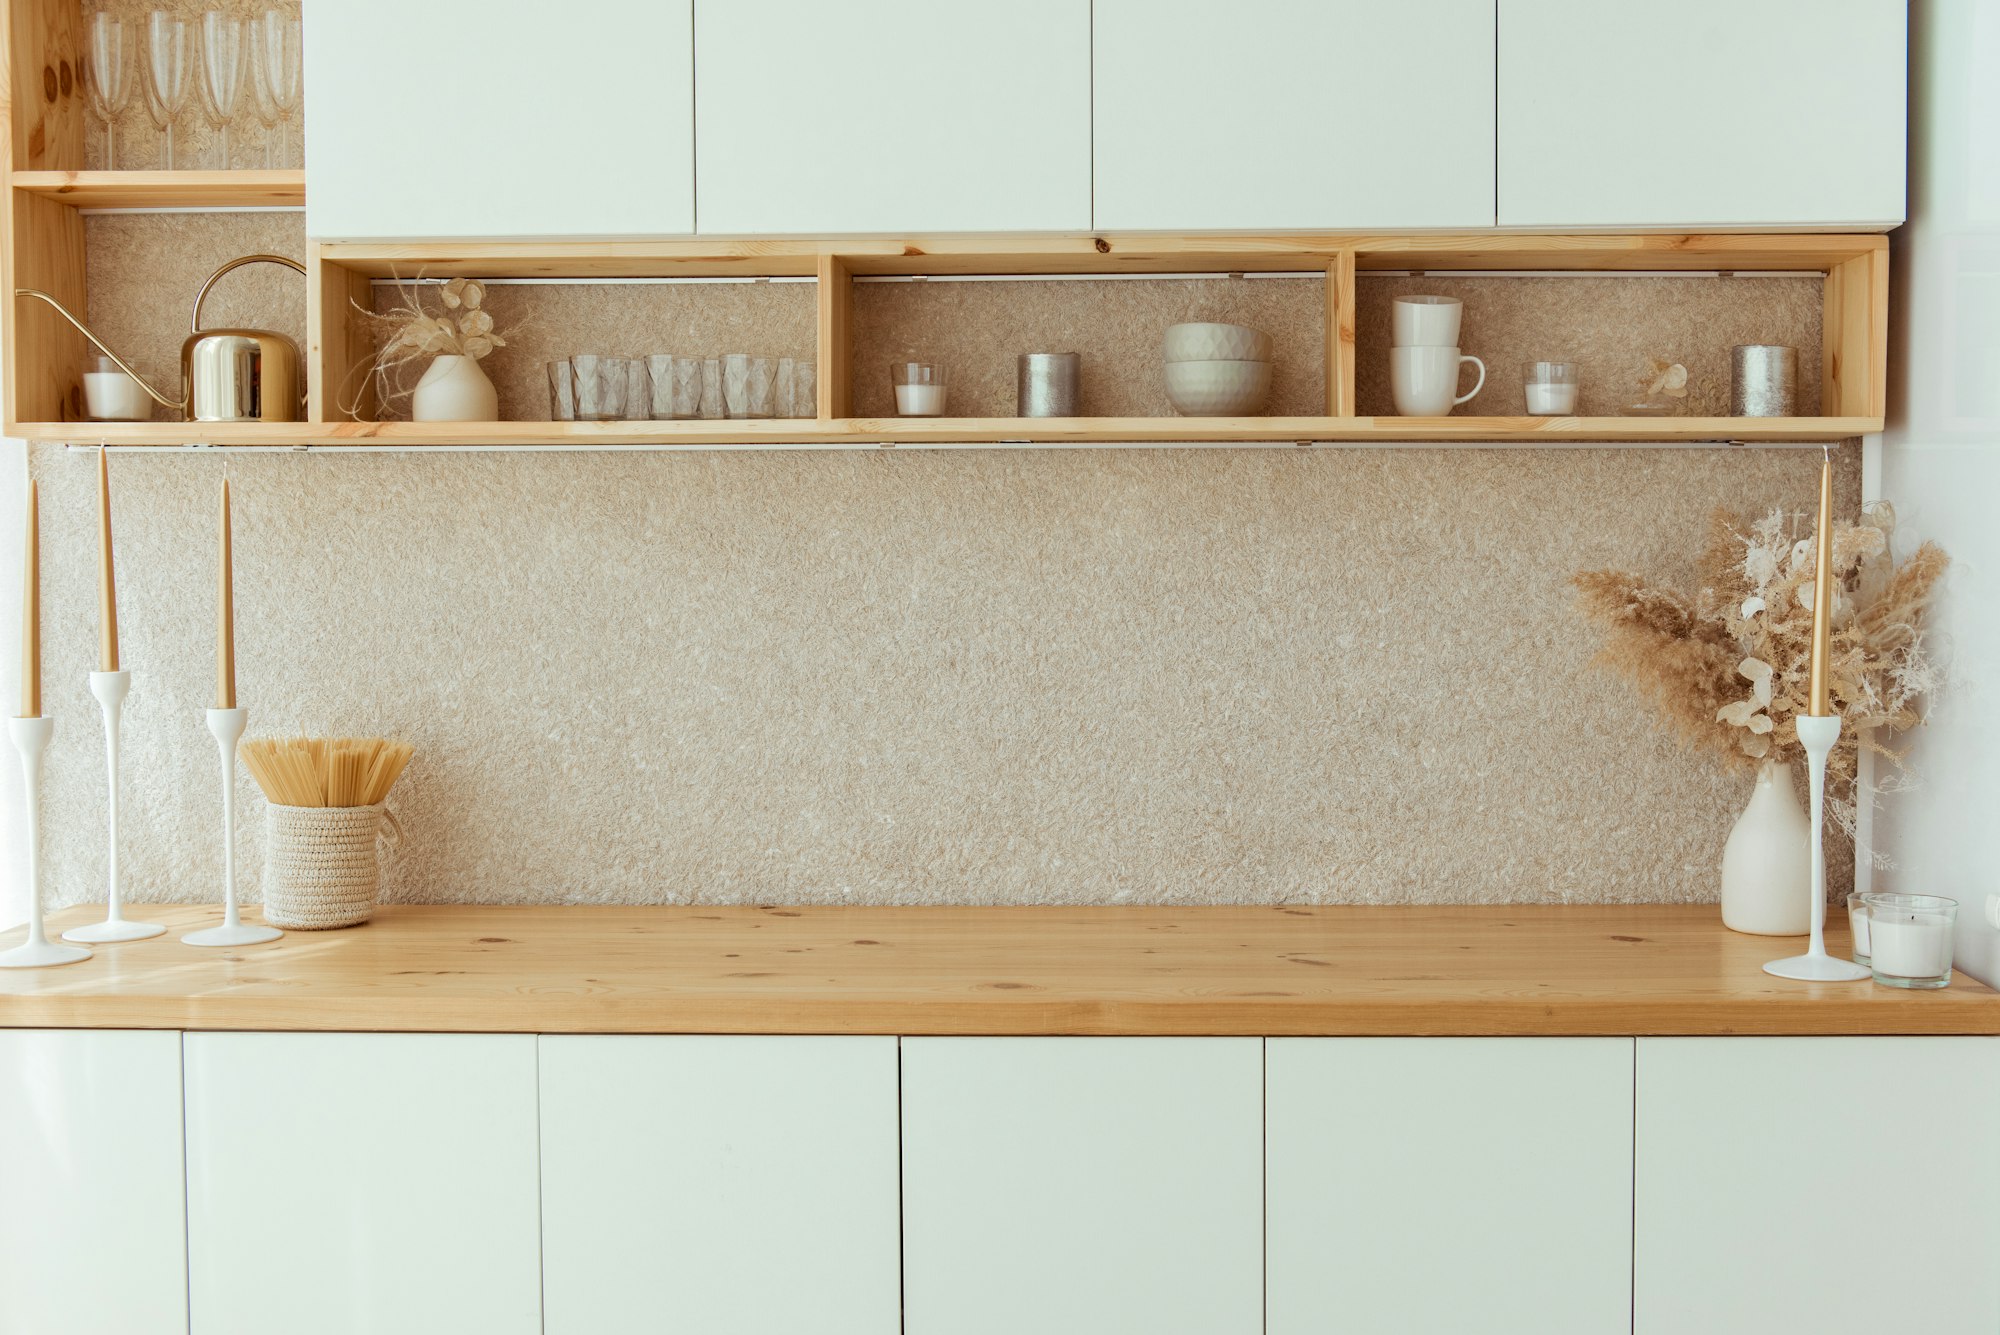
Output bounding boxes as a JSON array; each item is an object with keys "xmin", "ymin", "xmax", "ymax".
[
  {"xmin": 42, "ymin": 65, "xmax": 56, "ymax": 101},
  {"xmin": 1093, "ymin": 237, "xmax": 1112, "ymax": 253},
  {"xmin": 58, "ymin": 59, "xmax": 72, "ymax": 96}
]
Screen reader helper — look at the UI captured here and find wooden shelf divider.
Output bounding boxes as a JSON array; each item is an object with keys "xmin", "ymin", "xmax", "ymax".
[{"xmin": 11, "ymin": 169, "xmax": 306, "ymax": 210}]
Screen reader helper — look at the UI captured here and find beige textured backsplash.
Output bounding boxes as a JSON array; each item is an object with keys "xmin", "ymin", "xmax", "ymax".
[{"xmin": 26, "ymin": 443, "xmax": 1860, "ymax": 908}]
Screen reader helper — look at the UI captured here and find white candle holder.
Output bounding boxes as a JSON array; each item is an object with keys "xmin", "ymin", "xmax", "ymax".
[
  {"xmin": 1764, "ymin": 713, "xmax": 1870, "ymax": 982},
  {"xmin": 0, "ymin": 716, "xmax": 92, "ymax": 968},
  {"xmin": 182, "ymin": 707, "xmax": 282, "ymax": 949},
  {"xmin": 63, "ymin": 670, "xmax": 165, "ymax": 944}
]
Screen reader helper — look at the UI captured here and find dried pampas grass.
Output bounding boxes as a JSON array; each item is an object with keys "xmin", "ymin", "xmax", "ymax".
[{"xmin": 1575, "ymin": 502, "xmax": 1947, "ymax": 854}]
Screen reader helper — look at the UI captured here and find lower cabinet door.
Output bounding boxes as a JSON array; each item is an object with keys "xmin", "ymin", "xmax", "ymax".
[
  {"xmin": 184, "ymin": 1033, "xmax": 541, "ymax": 1335},
  {"xmin": 0, "ymin": 1030, "xmax": 188, "ymax": 1335},
  {"xmin": 1636, "ymin": 1037, "xmax": 2000, "ymax": 1335},
  {"xmin": 1267, "ymin": 1038, "xmax": 1634, "ymax": 1335},
  {"xmin": 538, "ymin": 1035, "xmax": 901, "ymax": 1335},
  {"xmin": 901, "ymin": 1037, "xmax": 1263, "ymax": 1335}
]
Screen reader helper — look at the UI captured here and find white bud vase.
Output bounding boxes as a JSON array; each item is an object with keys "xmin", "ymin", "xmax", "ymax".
[
  {"xmin": 411, "ymin": 354, "xmax": 499, "ymax": 422},
  {"xmin": 1720, "ymin": 757, "xmax": 1812, "ymax": 936}
]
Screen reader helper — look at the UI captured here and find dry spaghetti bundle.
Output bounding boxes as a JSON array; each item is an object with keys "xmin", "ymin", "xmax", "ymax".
[{"xmin": 241, "ymin": 736, "xmax": 414, "ymax": 809}]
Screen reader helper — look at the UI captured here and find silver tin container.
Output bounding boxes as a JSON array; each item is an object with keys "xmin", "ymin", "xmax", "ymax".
[
  {"xmin": 1730, "ymin": 344, "xmax": 1799, "ymax": 417},
  {"xmin": 1017, "ymin": 352, "xmax": 1081, "ymax": 417}
]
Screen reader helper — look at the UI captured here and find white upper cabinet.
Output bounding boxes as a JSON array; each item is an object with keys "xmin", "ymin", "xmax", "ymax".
[
  {"xmin": 1636, "ymin": 1038, "xmax": 2000, "ymax": 1335},
  {"xmin": 1268, "ymin": 1038, "xmax": 1634, "ymax": 1335},
  {"xmin": 305, "ymin": 0, "xmax": 694, "ymax": 238},
  {"xmin": 694, "ymin": 0, "xmax": 1090, "ymax": 235},
  {"xmin": 0, "ymin": 1031, "xmax": 188, "ymax": 1335},
  {"xmin": 539, "ymin": 1036, "xmax": 901, "ymax": 1335},
  {"xmin": 1498, "ymin": 0, "xmax": 1906, "ymax": 228},
  {"xmin": 1093, "ymin": 0, "xmax": 1496, "ymax": 231}
]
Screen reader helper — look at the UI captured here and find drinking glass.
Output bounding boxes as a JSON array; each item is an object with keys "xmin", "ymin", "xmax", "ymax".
[
  {"xmin": 86, "ymin": 14, "xmax": 135, "ymax": 169},
  {"xmin": 251, "ymin": 10, "xmax": 301, "ymax": 168},
  {"xmin": 142, "ymin": 12, "xmax": 190, "ymax": 169},
  {"xmin": 197, "ymin": 12, "xmax": 246, "ymax": 170},
  {"xmin": 792, "ymin": 360, "xmax": 817, "ymax": 418}
]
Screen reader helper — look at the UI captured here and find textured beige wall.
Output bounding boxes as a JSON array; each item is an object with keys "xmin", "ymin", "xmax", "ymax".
[{"xmin": 26, "ymin": 443, "xmax": 1860, "ymax": 908}]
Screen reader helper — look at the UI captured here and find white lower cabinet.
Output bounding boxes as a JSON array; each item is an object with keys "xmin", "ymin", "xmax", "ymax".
[
  {"xmin": 183, "ymin": 1033, "xmax": 541, "ymax": 1335},
  {"xmin": 538, "ymin": 1035, "xmax": 901, "ymax": 1335},
  {"xmin": 900, "ymin": 1037, "xmax": 1263, "ymax": 1335},
  {"xmin": 1267, "ymin": 1038, "xmax": 1634, "ymax": 1335},
  {"xmin": 0, "ymin": 1030, "xmax": 187, "ymax": 1335},
  {"xmin": 1635, "ymin": 1037, "xmax": 2000, "ymax": 1335}
]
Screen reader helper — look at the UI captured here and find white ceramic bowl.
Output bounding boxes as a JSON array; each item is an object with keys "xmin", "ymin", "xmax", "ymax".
[
  {"xmin": 1164, "ymin": 359, "xmax": 1272, "ymax": 416},
  {"xmin": 1163, "ymin": 322, "xmax": 1273, "ymax": 364}
]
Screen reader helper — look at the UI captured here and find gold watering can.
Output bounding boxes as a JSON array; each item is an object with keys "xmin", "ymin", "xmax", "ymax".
[{"xmin": 17, "ymin": 253, "xmax": 308, "ymax": 423}]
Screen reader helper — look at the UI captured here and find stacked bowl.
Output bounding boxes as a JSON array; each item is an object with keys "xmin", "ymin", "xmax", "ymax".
[{"xmin": 1164, "ymin": 322, "xmax": 1272, "ymax": 416}]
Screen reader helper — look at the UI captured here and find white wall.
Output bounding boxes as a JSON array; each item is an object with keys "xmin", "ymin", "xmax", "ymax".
[
  {"xmin": 2, "ymin": 430, "xmax": 24, "ymax": 928},
  {"xmin": 1875, "ymin": 0, "xmax": 2000, "ymax": 986}
]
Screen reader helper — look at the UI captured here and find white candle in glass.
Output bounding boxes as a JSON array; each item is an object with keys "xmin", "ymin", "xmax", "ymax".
[
  {"xmin": 1868, "ymin": 913, "xmax": 1952, "ymax": 978},
  {"xmin": 896, "ymin": 383, "xmax": 947, "ymax": 416},
  {"xmin": 1524, "ymin": 381, "xmax": 1577, "ymax": 414}
]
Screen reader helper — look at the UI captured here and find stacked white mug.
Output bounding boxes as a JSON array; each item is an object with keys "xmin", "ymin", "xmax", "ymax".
[{"xmin": 1390, "ymin": 296, "xmax": 1485, "ymax": 416}]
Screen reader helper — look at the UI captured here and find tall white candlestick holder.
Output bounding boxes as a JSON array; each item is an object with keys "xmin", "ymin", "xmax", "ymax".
[
  {"xmin": 1, "ymin": 716, "xmax": 92, "ymax": 968},
  {"xmin": 182, "ymin": 707, "xmax": 282, "ymax": 948},
  {"xmin": 1764, "ymin": 713, "xmax": 1870, "ymax": 981},
  {"xmin": 63, "ymin": 670, "xmax": 165, "ymax": 943}
]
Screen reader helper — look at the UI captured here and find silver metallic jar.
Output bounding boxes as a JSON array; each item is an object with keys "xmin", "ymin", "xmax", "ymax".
[
  {"xmin": 1730, "ymin": 344, "xmax": 1799, "ymax": 417},
  {"xmin": 1017, "ymin": 352, "xmax": 1081, "ymax": 417}
]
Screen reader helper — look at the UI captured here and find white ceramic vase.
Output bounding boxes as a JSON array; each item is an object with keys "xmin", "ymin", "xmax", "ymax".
[
  {"xmin": 411, "ymin": 354, "xmax": 498, "ymax": 422},
  {"xmin": 1720, "ymin": 758, "xmax": 1812, "ymax": 936}
]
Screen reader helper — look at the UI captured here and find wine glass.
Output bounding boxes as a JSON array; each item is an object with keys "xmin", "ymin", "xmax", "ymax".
[
  {"xmin": 250, "ymin": 10, "xmax": 301, "ymax": 168},
  {"xmin": 196, "ymin": 11, "xmax": 245, "ymax": 170},
  {"xmin": 141, "ymin": 12, "xmax": 188, "ymax": 169},
  {"xmin": 85, "ymin": 13, "xmax": 134, "ymax": 169}
]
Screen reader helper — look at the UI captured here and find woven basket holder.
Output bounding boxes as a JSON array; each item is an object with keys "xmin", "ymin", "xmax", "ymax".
[{"xmin": 261, "ymin": 803, "xmax": 401, "ymax": 930}]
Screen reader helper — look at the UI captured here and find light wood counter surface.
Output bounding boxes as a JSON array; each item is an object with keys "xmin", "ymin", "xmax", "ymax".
[{"xmin": 1, "ymin": 904, "xmax": 1994, "ymax": 1036}]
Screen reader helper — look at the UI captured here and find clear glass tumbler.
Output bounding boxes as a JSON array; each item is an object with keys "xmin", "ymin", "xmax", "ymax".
[
  {"xmin": 1522, "ymin": 361, "xmax": 1579, "ymax": 415},
  {"xmin": 1861, "ymin": 892, "xmax": 1958, "ymax": 989},
  {"xmin": 893, "ymin": 362, "xmax": 947, "ymax": 417}
]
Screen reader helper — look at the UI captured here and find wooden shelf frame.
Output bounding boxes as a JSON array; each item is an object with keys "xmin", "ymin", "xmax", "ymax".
[{"xmin": 8, "ymin": 231, "xmax": 1888, "ymax": 447}]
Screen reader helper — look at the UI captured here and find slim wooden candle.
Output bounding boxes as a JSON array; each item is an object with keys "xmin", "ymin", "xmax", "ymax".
[
  {"xmin": 216, "ymin": 477, "xmax": 235, "ymax": 710},
  {"xmin": 97, "ymin": 447, "xmax": 119, "ymax": 672},
  {"xmin": 20, "ymin": 479, "xmax": 39, "ymax": 718},
  {"xmin": 1806, "ymin": 453, "xmax": 1835, "ymax": 717}
]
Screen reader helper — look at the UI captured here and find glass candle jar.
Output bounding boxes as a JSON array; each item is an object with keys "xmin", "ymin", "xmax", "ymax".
[
  {"xmin": 893, "ymin": 362, "xmax": 947, "ymax": 417},
  {"xmin": 1861, "ymin": 892, "xmax": 1958, "ymax": 989},
  {"xmin": 83, "ymin": 354, "xmax": 156, "ymax": 421},
  {"xmin": 1522, "ymin": 361, "xmax": 1578, "ymax": 416},
  {"xmin": 1846, "ymin": 891, "xmax": 1870, "ymax": 964}
]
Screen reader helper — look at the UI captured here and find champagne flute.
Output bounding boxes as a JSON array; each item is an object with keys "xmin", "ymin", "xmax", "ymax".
[
  {"xmin": 196, "ymin": 11, "xmax": 245, "ymax": 170},
  {"xmin": 86, "ymin": 14, "xmax": 134, "ymax": 169},
  {"xmin": 251, "ymin": 10, "xmax": 301, "ymax": 169},
  {"xmin": 141, "ymin": 11, "xmax": 188, "ymax": 170}
]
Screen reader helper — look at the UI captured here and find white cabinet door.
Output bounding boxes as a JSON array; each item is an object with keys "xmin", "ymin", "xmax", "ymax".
[
  {"xmin": 901, "ymin": 1037, "xmax": 1262, "ymax": 1335},
  {"xmin": 1637, "ymin": 1037, "xmax": 2000, "ymax": 1335},
  {"xmin": 1094, "ymin": 0, "xmax": 1496, "ymax": 231},
  {"xmin": 1268, "ymin": 1038, "xmax": 1633, "ymax": 1335},
  {"xmin": 0, "ymin": 1031, "xmax": 187, "ymax": 1335},
  {"xmin": 184, "ymin": 1033, "xmax": 541, "ymax": 1335},
  {"xmin": 1498, "ymin": 0, "xmax": 1906, "ymax": 227},
  {"xmin": 305, "ymin": 0, "xmax": 694, "ymax": 238},
  {"xmin": 539, "ymin": 1036, "xmax": 900, "ymax": 1335},
  {"xmin": 694, "ymin": 0, "xmax": 1090, "ymax": 234}
]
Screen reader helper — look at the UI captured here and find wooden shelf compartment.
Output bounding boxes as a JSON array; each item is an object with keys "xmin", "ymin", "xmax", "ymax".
[{"xmin": 11, "ymin": 169, "xmax": 305, "ymax": 210}]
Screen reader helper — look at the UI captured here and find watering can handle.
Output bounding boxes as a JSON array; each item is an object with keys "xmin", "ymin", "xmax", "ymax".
[
  {"xmin": 191, "ymin": 253, "xmax": 307, "ymax": 335},
  {"xmin": 12, "ymin": 287, "xmax": 186, "ymax": 411}
]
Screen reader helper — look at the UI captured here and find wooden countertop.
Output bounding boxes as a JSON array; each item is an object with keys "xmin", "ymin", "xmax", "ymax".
[{"xmin": 2, "ymin": 904, "xmax": 1995, "ymax": 1036}]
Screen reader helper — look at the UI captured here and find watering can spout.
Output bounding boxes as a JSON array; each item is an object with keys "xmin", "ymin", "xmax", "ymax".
[{"xmin": 14, "ymin": 287, "xmax": 185, "ymax": 412}]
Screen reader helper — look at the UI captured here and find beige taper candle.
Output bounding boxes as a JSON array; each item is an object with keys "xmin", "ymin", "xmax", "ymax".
[
  {"xmin": 217, "ymin": 478, "xmax": 235, "ymax": 710},
  {"xmin": 98, "ymin": 447, "xmax": 119, "ymax": 672},
  {"xmin": 20, "ymin": 479, "xmax": 39, "ymax": 718},
  {"xmin": 1806, "ymin": 453, "xmax": 1835, "ymax": 717}
]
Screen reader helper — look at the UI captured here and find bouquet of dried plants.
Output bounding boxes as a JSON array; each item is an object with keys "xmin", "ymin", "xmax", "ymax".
[
  {"xmin": 1574, "ymin": 502, "xmax": 1947, "ymax": 849},
  {"xmin": 342, "ymin": 277, "xmax": 510, "ymax": 418}
]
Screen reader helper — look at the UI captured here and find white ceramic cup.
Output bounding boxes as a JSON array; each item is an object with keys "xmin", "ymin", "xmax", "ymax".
[
  {"xmin": 1392, "ymin": 295, "xmax": 1463, "ymax": 347},
  {"xmin": 1390, "ymin": 346, "xmax": 1486, "ymax": 416}
]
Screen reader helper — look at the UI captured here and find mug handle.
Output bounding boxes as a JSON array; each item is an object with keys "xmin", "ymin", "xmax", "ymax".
[{"xmin": 1454, "ymin": 355, "xmax": 1487, "ymax": 406}]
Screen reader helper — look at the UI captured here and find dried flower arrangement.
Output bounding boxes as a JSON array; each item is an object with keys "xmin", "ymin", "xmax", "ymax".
[
  {"xmin": 342, "ymin": 277, "xmax": 511, "ymax": 418},
  {"xmin": 1574, "ymin": 502, "xmax": 1948, "ymax": 851}
]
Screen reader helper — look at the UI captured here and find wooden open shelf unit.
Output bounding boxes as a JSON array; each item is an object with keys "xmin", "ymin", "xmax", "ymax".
[{"xmin": 1, "ymin": 0, "xmax": 1886, "ymax": 448}]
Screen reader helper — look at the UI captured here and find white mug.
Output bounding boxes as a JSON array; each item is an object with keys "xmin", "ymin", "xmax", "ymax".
[
  {"xmin": 1390, "ymin": 346, "xmax": 1486, "ymax": 416},
  {"xmin": 1392, "ymin": 295, "xmax": 1463, "ymax": 348}
]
